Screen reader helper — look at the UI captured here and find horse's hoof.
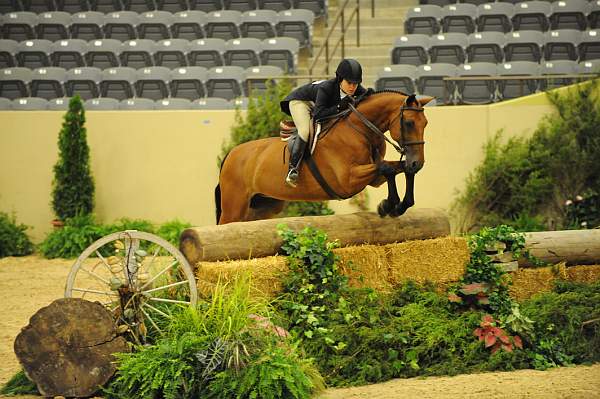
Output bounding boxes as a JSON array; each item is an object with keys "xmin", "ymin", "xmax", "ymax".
[
  {"xmin": 394, "ymin": 203, "xmax": 409, "ymax": 216},
  {"xmin": 377, "ymin": 200, "xmax": 390, "ymax": 217}
]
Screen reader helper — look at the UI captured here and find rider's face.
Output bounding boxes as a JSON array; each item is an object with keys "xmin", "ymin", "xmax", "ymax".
[{"xmin": 340, "ymin": 79, "xmax": 358, "ymax": 95}]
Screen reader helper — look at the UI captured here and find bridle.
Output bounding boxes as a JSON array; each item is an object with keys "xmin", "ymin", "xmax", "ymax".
[{"xmin": 347, "ymin": 100, "xmax": 425, "ymax": 156}]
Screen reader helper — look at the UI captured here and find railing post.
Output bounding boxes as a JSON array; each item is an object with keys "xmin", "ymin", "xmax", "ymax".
[
  {"xmin": 341, "ymin": 9, "xmax": 345, "ymax": 60},
  {"xmin": 356, "ymin": 0, "xmax": 360, "ymax": 47},
  {"xmin": 325, "ymin": 42, "xmax": 329, "ymax": 74},
  {"xmin": 371, "ymin": 0, "xmax": 375, "ymax": 18}
]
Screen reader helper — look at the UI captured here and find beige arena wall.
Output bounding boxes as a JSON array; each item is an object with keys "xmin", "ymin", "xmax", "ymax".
[{"xmin": 0, "ymin": 92, "xmax": 554, "ymax": 243}]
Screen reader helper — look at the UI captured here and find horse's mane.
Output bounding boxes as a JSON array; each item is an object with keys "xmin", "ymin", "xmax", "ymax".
[{"xmin": 371, "ymin": 89, "xmax": 410, "ymax": 96}]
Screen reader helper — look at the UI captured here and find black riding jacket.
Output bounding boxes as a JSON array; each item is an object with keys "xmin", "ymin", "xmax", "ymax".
[{"xmin": 280, "ymin": 78, "xmax": 368, "ymax": 122}]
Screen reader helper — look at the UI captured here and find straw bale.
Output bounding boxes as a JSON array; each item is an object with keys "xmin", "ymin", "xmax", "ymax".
[
  {"xmin": 566, "ymin": 264, "xmax": 600, "ymax": 284},
  {"xmin": 385, "ymin": 237, "xmax": 469, "ymax": 286},
  {"xmin": 509, "ymin": 263, "xmax": 568, "ymax": 301},
  {"xmin": 196, "ymin": 256, "xmax": 289, "ymax": 299},
  {"xmin": 335, "ymin": 245, "xmax": 391, "ymax": 292}
]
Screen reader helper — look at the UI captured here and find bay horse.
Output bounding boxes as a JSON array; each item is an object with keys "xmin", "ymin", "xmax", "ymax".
[{"xmin": 215, "ymin": 91, "xmax": 433, "ymax": 225}]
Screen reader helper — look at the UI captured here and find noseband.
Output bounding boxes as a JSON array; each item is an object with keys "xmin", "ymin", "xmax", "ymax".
[{"xmin": 347, "ymin": 102, "xmax": 425, "ymax": 155}]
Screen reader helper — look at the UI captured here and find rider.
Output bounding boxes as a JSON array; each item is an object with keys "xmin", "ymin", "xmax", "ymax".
[{"xmin": 280, "ymin": 58, "xmax": 369, "ymax": 188}]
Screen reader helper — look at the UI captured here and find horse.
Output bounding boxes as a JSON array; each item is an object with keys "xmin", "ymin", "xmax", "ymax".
[{"xmin": 215, "ymin": 91, "xmax": 433, "ymax": 225}]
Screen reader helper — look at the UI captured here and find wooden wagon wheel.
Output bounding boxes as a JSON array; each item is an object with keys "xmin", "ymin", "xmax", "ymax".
[{"xmin": 65, "ymin": 230, "xmax": 198, "ymax": 344}]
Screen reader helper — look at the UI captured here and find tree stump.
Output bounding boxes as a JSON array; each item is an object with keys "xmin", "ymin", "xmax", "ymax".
[{"xmin": 14, "ymin": 298, "xmax": 129, "ymax": 397}]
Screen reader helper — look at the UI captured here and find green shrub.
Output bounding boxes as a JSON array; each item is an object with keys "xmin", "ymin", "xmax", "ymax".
[
  {"xmin": 156, "ymin": 219, "xmax": 192, "ymax": 247},
  {"xmin": 51, "ymin": 95, "xmax": 94, "ymax": 221},
  {"xmin": 453, "ymin": 79, "xmax": 600, "ymax": 232},
  {"xmin": 0, "ymin": 369, "xmax": 38, "ymax": 396},
  {"xmin": 39, "ymin": 214, "xmax": 105, "ymax": 259},
  {"xmin": 281, "ymin": 201, "xmax": 334, "ymax": 217},
  {"xmin": 0, "ymin": 212, "xmax": 34, "ymax": 257}
]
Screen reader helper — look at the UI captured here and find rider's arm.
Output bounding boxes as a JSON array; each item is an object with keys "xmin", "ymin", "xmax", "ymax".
[{"xmin": 313, "ymin": 85, "xmax": 340, "ymax": 122}]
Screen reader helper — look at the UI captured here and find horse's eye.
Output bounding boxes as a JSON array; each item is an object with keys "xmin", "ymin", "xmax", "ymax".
[{"xmin": 404, "ymin": 120, "xmax": 415, "ymax": 129}]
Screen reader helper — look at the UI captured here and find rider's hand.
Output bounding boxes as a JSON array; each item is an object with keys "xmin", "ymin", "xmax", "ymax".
[{"xmin": 338, "ymin": 96, "xmax": 355, "ymax": 111}]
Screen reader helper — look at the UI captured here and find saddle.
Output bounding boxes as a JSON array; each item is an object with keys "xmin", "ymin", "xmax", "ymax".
[{"xmin": 279, "ymin": 119, "xmax": 321, "ymax": 155}]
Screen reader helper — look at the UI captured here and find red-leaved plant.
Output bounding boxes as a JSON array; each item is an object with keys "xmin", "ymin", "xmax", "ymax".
[{"xmin": 474, "ymin": 314, "xmax": 523, "ymax": 354}]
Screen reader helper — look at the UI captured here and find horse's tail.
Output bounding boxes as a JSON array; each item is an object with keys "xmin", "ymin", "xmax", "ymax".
[{"xmin": 214, "ymin": 183, "xmax": 222, "ymax": 224}]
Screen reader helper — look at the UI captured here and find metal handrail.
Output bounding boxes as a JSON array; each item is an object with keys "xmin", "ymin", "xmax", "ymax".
[{"xmin": 308, "ymin": 0, "xmax": 361, "ymax": 80}]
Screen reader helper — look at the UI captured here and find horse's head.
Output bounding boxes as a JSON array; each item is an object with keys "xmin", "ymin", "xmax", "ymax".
[{"xmin": 388, "ymin": 94, "xmax": 433, "ymax": 175}]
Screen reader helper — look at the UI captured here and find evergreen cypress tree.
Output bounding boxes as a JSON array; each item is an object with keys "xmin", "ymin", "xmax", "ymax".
[{"xmin": 51, "ymin": 95, "xmax": 94, "ymax": 221}]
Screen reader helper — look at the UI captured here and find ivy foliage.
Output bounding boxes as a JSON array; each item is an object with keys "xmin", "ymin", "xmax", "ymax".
[
  {"xmin": 0, "ymin": 212, "xmax": 34, "ymax": 258},
  {"xmin": 453, "ymin": 79, "xmax": 600, "ymax": 232},
  {"xmin": 51, "ymin": 95, "xmax": 95, "ymax": 221}
]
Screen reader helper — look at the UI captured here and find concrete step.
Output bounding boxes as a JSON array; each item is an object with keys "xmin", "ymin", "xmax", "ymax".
[
  {"xmin": 313, "ymin": 26, "xmax": 403, "ymax": 46},
  {"xmin": 309, "ymin": 44, "xmax": 392, "ymax": 57}
]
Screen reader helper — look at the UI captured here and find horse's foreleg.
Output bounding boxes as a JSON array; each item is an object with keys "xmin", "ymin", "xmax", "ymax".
[
  {"xmin": 376, "ymin": 162, "xmax": 403, "ymax": 217},
  {"xmin": 393, "ymin": 173, "xmax": 415, "ymax": 216}
]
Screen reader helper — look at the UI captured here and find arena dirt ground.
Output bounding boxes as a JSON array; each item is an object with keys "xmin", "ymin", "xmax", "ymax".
[{"xmin": 1, "ymin": 256, "xmax": 599, "ymax": 399}]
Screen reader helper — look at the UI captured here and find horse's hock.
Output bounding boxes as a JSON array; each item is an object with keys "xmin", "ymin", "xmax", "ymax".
[{"xmin": 182, "ymin": 212, "xmax": 600, "ymax": 300}]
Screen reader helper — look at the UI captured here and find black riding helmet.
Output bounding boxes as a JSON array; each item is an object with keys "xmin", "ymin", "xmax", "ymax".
[{"xmin": 335, "ymin": 58, "xmax": 362, "ymax": 84}]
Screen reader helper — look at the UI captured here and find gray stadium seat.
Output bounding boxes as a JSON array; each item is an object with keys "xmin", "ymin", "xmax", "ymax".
[
  {"xmin": 100, "ymin": 66, "xmax": 136, "ymax": 99},
  {"xmin": 31, "ymin": 66, "xmax": 66, "ymax": 99},
  {"xmin": 578, "ymin": 29, "xmax": 600, "ymax": 61},
  {"xmin": 90, "ymin": 0, "xmax": 124, "ymax": 12},
  {"xmin": 169, "ymin": 66, "xmax": 207, "ymax": 99},
  {"xmin": 0, "ymin": 67, "xmax": 32, "ymax": 99},
  {"xmin": 191, "ymin": 96, "xmax": 232, "ymax": 108},
  {"xmin": 84, "ymin": 97, "xmax": 120, "ymax": 109},
  {"xmin": 276, "ymin": 9, "xmax": 314, "ymax": 52},
  {"xmin": 512, "ymin": 1, "xmax": 551, "ymax": 32},
  {"xmin": 230, "ymin": 96, "xmax": 248, "ymax": 108},
  {"xmin": 504, "ymin": 30, "xmax": 545, "ymax": 62},
  {"xmin": 0, "ymin": 97, "xmax": 12, "ymax": 109},
  {"xmin": 65, "ymin": 66, "xmax": 102, "ymax": 99},
  {"xmin": 123, "ymin": 0, "xmax": 156, "ymax": 12},
  {"xmin": 260, "ymin": 36, "xmax": 298, "ymax": 73},
  {"xmin": 476, "ymin": 2, "xmax": 514, "ymax": 33},
  {"xmin": 47, "ymin": 97, "xmax": 70, "ymax": 109},
  {"xmin": 392, "ymin": 34, "xmax": 430, "ymax": 66},
  {"xmin": 467, "ymin": 32, "xmax": 505, "ymax": 63},
  {"xmin": 135, "ymin": 66, "xmax": 170, "ymax": 99},
  {"xmin": 17, "ymin": 39, "xmax": 53, "ymax": 68},
  {"xmin": 138, "ymin": 10, "xmax": 174, "ymax": 40},
  {"xmin": 375, "ymin": 64, "xmax": 417, "ymax": 94},
  {"xmin": 1, "ymin": 12, "xmax": 38, "ymax": 41},
  {"xmin": 36, "ymin": 11, "xmax": 70, "ymax": 40},
  {"xmin": 240, "ymin": 10, "xmax": 277, "ymax": 40},
  {"xmin": 104, "ymin": 11, "xmax": 139, "ymax": 40},
  {"xmin": 188, "ymin": 37, "xmax": 225, "ymax": 67},
  {"xmin": 156, "ymin": 0, "xmax": 189, "ymax": 13},
  {"xmin": 416, "ymin": 63, "xmax": 457, "ymax": 104},
  {"xmin": 12, "ymin": 96, "xmax": 49, "ymax": 109},
  {"xmin": 154, "ymin": 38, "xmax": 189, "ymax": 67},
  {"xmin": 420, "ymin": 0, "xmax": 453, "ymax": 6},
  {"xmin": 429, "ymin": 32, "xmax": 468, "ymax": 65},
  {"xmin": 497, "ymin": 61, "xmax": 540, "ymax": 99},
  {"xmin": 224, "ymin": 0, "xmax": 256, "ymax": 13},
  {"xmin": 189, "ymin": 0, "xmax": 223, "ymax": 12},
  {"xmin": 243, "ymin": 64, "xmax": 282, "ymax": 95},
  {"xmin": 460, "ymin": 0, "xmax": 490, "ymax": 5},
  {"xmin": 56, "ymin": 0, "xmax": 90, "ymax": 12},
  {"xmin": 119, "ymin": 97, "xmax": 156, "ymax": 109},
  {"xmin": 0, "ymin": 1, "xmax": 23, "ymax": 14},
  {"xmin": 540, "ymin": 60, "xmax": 578, "ymax": 90},
  {"xmin": 292, "ymin": 0, "xmax": 326, "ymax": 20},
  {"xmin": 543, "ymin": 29, "xmax": 581, "ymax": 61},
  {"xmin": 578, "ymin": 59, "xmax": 600, "ymax": 74},
  {"xmin": 120, "ymin": 39, "xmax": 156, "ymax": 68},
  {"xmin": 70, "ymin": 11, "xmax": 105, "ymax": 40},
  {"xmin": 456, "ymin": 62, "xmax": 497, "ymax": 104},
  {"xmin": 224, "ymin": 37, "xmax": 261, "ymax": 68},
  {"xmin": 86, "ymin": 38, "xmax": 121, "ymax": 68},
  {"xmin": 405, "ymin": 5, "xmax": 442, "ymax": 35},
  {"xmin": 258, "ymin": 0, "xmax": 291, "ymax": 12},
  {"xmin": 550, "ymin": 0, "xmax": 589, "ymax": 30},
  {"xmin": 155, "ymin": 97, "xmax": 192, "ymax": 108},
  {"xmin": 205, "ymin": 10, "xmax": 241, "ymax": 40},
  {"xmin": 0, "ymin": 39, "xmax": 19, "ymax": 68},
  {"xmin": 205, "ymin": 65, "xmax": 243, "ymax": 99},
  {"xmin": 172, "ymin": 10, "xmax": 206, "ymax": 39},
  {"xmin": 590, "ymin": 1, "xmax": 600, "ymax": 29},
  {"xmin": 51, "ymin": 39, "xmax": 87, "ymax": 69},
  {"xmin": 441, "ymin": 3, "xmax": 477, "ymax": 34},
  {"xmin": 22, "ymin": 0, "xmax": 55, "ymax": 12}
]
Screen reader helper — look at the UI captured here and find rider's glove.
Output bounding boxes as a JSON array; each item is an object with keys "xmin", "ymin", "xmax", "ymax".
[{"xmin": 338, "ymin": 96, "xmax": 355, "ymax": 111}]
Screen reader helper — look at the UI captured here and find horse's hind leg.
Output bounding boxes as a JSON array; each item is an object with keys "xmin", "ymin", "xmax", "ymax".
[
  {"xmin": 246, "ymin": 195, "xmax": 286, "ymax": 221},
  {"xmin": 218, "ymin": 183, "xmax": 252, "ymax": 224}
]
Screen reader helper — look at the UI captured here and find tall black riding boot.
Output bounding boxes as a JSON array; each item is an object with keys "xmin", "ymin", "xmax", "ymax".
[{"xmin": 285, "ymin": 137, "xmax": 307, "ymax": 188}]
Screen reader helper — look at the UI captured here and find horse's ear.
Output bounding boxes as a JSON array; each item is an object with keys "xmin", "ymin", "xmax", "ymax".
[
  {"xmin": 406, "ymin": 94, "xmax": 418, "ymax": 107},
  {"xmin": 418, "ymin": 96, "xmax": 435, "ymax": 107}
]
